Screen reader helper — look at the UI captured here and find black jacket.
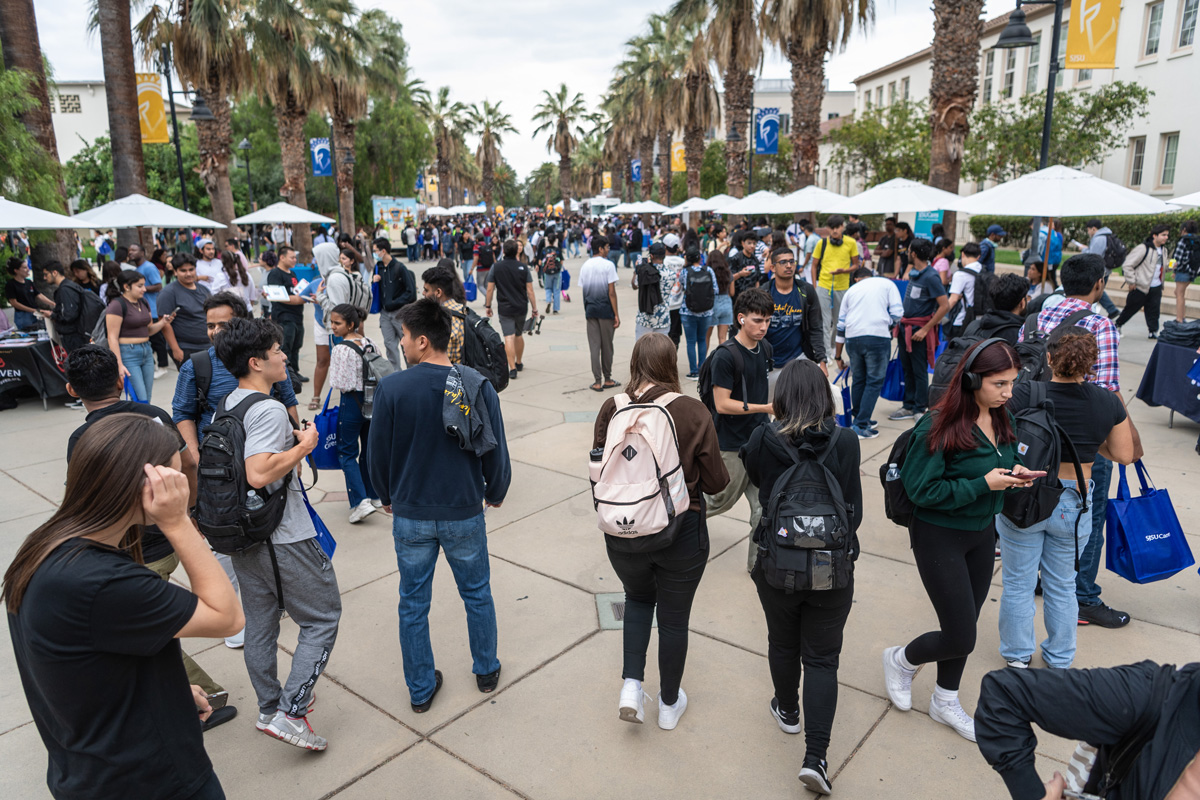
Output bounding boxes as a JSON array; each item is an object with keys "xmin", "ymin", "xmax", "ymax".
[
  {"xmin": 50, "ymin": 278, "xmax": 85, "ymax": 335},
  {"xmin": 963, "ymin": 309, "xmax": 1024, "ymax": 347},
  {"xmin": 976, "ymin": 660, "xmax": 1200, "ymax": 800},
  {"xmin": 379, "ymin": 258, "xmax": 416, "ymax": 313}
]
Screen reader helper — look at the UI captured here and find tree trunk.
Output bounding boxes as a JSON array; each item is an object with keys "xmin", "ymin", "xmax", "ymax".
[
  {"xmin": 435, "ymin": 135, "xmax": 449, "ymax": 210},
  {"xmin": 0, "ymin": 0, "xmax": 74, "ymax": 264},
  {"xmin": 638, "ymin": 134, "xmax": 654, "ymax": 201},
  {"xmin": 483, "ymin": 166, "xmax": 495, "ymax": 215},
  {"xmin": 789, "ymin": 39, "xmax": 826, "ymax": 191},
  {"xmin": 724, "ymin": 67, "xmax": 751, "ymax": 198},
  {"xmin": 624, "ymin": 156, "xmax": 634, "ymax": 202},
  {"xmin": 684, "ymin": 123, "xmax": 704, "ymax": 199},
  {"xmin": 657, "ymin": 128, "xmax": 672, "ymax": 205},
  {"xmin": 97, "ymin": 0, "xmax": 148, "ymax": 248},
  {"xmin": 559, "ymin": 152, "xmax": 572, "ymax": 218},
  {"xmin": 928, "ymin": 0, "xmax": 984, "ymax": 239},
  {"xmin": 275, "ymin": 89, "xmax": 312, "ymax": 261},
  {"xmin": 194, "ymin": 71, "xmax": 237, "ymax": 243},
  {"xmin": 334, "ymin": 113, "xmax": 356, "ymax": 233}
]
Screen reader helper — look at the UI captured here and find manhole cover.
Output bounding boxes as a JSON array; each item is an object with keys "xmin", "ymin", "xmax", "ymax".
[{"xmin": 595, "ymin": 592, "xmax": 655, "ymax": 630}]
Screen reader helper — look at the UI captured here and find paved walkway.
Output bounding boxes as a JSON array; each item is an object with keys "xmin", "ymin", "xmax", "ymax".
[{"xmin": 1, "ymin": 256, "xmax": 1196, "ymax": 799}]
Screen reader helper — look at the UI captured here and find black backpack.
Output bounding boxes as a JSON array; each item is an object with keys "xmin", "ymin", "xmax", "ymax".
[
  {"xmin": 698, "ymin": 338, "xmax": 773, "ymax": 422},
  {"xmin": 757, "ymin": 426, "xmax": 855, "ymax": 593},
  {"xmin": 951, "ymin": 268, "xmax": 993, "ymax": 328},
  {"xmin": 684, "ymin": 265, "xmax": 715, "ymax": 313},
  {"xmin": 635, "ymin": 259, "xmax": 662, "ymax": 314},
  {"xmin": 879, "ymin": 425, "xmax": 918, "ymax": 528},
  {"xmin": 1102, "ymin": 232, "xmax": 1128, "ymax": 273},
  {"xmin": 929, "ymin": 332, "xmax": 997, "ymax": 407},
  {"xmin": 65, "ymin": 282, "xmax": 106, "ymax": 338},
  {"xmin": 448, "ymin": 307, "xmax": 509, "ymax": 393},
  {"xmin": 1014, "ymin": 309, "xmax": 1093, "ymax": 384}
]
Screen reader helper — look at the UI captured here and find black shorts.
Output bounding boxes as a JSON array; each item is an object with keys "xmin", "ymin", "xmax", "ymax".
[{"xmin": 499, "ymin": 314, "xmax": 526, "ymax": 337}]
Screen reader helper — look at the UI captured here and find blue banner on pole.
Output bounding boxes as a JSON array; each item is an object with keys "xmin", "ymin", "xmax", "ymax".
[
  {"xmin": 630, "ymin": 158, "xmax": 642, "ymax": 183},
  {"xmin": 415, "ymin": 173, "xmax": 424, "ymax": 190},
  {"xmin": 755, "ymin": 108, "xmax": 780, "ymax": 155},
  {"xmin": 310, "ymin": 138, "xmax": 332, "ymax": 177}
]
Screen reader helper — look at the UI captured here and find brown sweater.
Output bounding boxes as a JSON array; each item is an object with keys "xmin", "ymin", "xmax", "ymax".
[{"xmin": 593, "ymin": 385, "xmax": 730, "ymax": 512}]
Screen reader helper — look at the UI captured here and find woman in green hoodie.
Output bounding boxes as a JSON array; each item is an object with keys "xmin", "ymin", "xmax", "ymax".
[{"xmin": 880, "ymin": 338, "xmax": 1040, "ymax": 744}]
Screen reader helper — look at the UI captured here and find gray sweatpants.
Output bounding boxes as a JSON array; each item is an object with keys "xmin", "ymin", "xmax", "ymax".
[
  {"xmin": 378, "ymin": 309, "xmax": 406, "ymax": 371},
  {"xmin": 231, "ymin": 538, "xmax": 342, "ymax": 718}
]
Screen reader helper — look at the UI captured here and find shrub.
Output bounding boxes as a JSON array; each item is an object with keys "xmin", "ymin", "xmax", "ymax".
[{"xmin": 969, "ymin": 209, "xmax": 1200, "ymax": 255}]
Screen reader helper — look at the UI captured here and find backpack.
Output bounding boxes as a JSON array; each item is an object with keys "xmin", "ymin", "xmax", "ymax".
[
  {"xmin": 448, "ymin": 307, "xmax": 509, "ymax": 393},
  {"xmin": 635, "ymin": 259, "xmax": 663, "ymax": 314},
  {"xmin": 1102, "ymin": 232, "xmax": 1128, "ymax": 273},
  {"xmin": 89, "ymin": 295, "xmax": 127, "ymax": 350},
  {"xmin": 341, "ymin": 340, "xmax": 395, "ymax": 419},
  {"xmin": 878, "ymin": 425, "xmax": 919, "ymax": 528},
  {"xmin": 929, "ymin": 332, "xmax": 1001, "ymax": 407},
  {"xmin": 62, "ymin": 281, "xmax": 105, "ymax": 338},
  {"xmin": 1014, "ymin": 309, "xmax": 1093, "ymax": 384},
  {"xmin": 327, "ymin": 266, "xmax": 371, "ymax": 315},
  {"xmin": 684, "ymin": 265, "xmax": 715, "ymax": 313},
  {"xmin": 757, "ymin": 426, "xmax": 855, "ymax": 593},
  {"xmin": 698, "ymin": 338, "xmax": 773, "ymax": 422},
  {"xmin": 589, "ymin": 391, "xmax": 690, "ymax": 553},
  {"xmin": 950, "ymin": 268, "xmax": 993, "ymax": 328}
]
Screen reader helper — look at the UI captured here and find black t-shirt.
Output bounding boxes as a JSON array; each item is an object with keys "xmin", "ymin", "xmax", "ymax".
[
  {"xmin": 67, "ymin": 401, "xmax": 185, "ymax": 563},
  {"xmin": 9, "ymin": 539, "xmax": 209, "ymax": 800},
  {"xmin": 5, "ymin": 277, "xmax": 39, "ymax": 310},
  {"xmin": 711, "ymin": 339, "xmax": 771, "ymax": 451},
  {"xmin": 1008, "ymin": 381, "xmax": 1127, "ymax": 465},
  {"xmin": 488, "ymin": 258, "xmax": 532, "ymax": 317},
  {"xmin": 267, "ymin": 268, "xmax": 303, "ymax": 319},
  {"xmin": 459, "ymin": 237, "xmax": 475, "ymax": 259}
]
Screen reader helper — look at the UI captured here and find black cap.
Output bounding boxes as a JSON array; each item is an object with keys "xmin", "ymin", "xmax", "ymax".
[{"xmin": 648, "ymin": 242, "xmax": 666, "ymax": 257}]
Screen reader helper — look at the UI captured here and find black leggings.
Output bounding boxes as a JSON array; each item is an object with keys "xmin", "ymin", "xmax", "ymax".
[
  {"xmin": 904, "ymin": 518, "xmax": 995, "ymax": 691},
  {"xmin": 606, "ymin": 510, "xmax": 708, "ymax": 705},
  {"xmin": 753, "ymin": 568, "xmax": 853, "ymax": 760}
]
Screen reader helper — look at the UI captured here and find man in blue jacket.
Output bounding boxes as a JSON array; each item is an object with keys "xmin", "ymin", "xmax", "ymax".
[{"xmin": 368, "ymin": 298, "xmax": 511, "ymax": 713}]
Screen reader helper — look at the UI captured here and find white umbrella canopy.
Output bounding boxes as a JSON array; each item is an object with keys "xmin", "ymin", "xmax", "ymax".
[
  {"xmin": 704, "ymin": 193, "xmax": 738, "ymax": 212},
  {"xmin": 0, "ymin": 196, "xmax": 78, "ymax": 229},
  {"xmin": 718, "ymin": 190, "xmax": 787, "ymax": 215},
  {"xmin": 667, "ymin": 196, "xmax": 712, "ymax": 214},
  {"xmin": 823, "ymin": 178, "xmax": 968, "ymax": 214},
  {"xmin": 631, "ymin": 200, "xmax": 670, "ymax": 213},
  {"xmin": 425, "ymin": 206, "xmax": 453, "ymax": 216},
  {"xmin": 777, "ymin": 186, "xmax": 848, "ymax": 213},
  {"xmin": 957, "ymin": 165, "xmax": 1180, "ymax": 217},
  {"xmin": 1168, "ymin": 190, "xmax": 1200, "ymax": 208},
  {"xmin": 73, "ymin": 193, "xmax": 222, "ymax": 228},
  {"xmin": 232, "ymin": 201, "xmax": 335, "ymax": 225}
]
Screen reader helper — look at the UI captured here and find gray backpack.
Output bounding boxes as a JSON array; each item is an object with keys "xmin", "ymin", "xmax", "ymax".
[{"xmin": 342, "ymin": 340, "xmax": 393, "ymax": 418}]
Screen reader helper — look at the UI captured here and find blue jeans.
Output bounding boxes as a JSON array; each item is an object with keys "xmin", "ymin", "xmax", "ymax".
[
  {"xmin": 119, "ymin": 341, "xmax": 155, "ymax": 404},
  {"xmin": 846, "ymin": 335, "xmax": 890, "ymax": 428},
  {"xmin": 625, "ymin": 249, "xmax": 639, "ymax": 269},
  {"xmin": 13, "ymin": 310, "xmax": 37, "ymax": 330},
  {"xmin": 391, "ymin": 512, "xmax": 500, "ymax": 704},
  {"xmin": 543, "ymin": 271, "xmax": 562, "ymax": 311},
  {"xmin": 997, "ymin": 479, "xmax": 1093, "ymax": 668},
  {"xmin": 407, "ymin": 244, "xmax": 418, "ymax": 262},
  {"xmin": 608, "ymin": 249, "xmax": 624, "ymax": 268},
  {"xmin": 681, "ymin": 313, "xmax": 711, "ymax": 374},
  {"xmin": 569, "ymin": 240, "xmax": 580, "ymax": 257},
  {"xmin": 337, "ymin": 392, "xmax": 375, "ymax": 507},
  {"xmin": 1078, "ymin": 455, "xmax": 1111, "ymax": 606}
]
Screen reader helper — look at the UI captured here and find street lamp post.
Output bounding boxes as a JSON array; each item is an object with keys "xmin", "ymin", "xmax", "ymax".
[
  {"xmin": 158, "ymin": 44, "xmax": 214, "ymax": 213},
  {"xmin": 238, "ymin": 137, "xmax": 256, "ymax": 259}
]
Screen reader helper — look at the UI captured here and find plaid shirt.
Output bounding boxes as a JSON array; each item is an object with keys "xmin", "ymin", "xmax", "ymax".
[
  {"xmin": 1020, "ymin": 297, "xmax": 1120, "ymax": 392},
  {"xmin": 445, "ymin": 299, "xmax": 465, "ymax": 364}
]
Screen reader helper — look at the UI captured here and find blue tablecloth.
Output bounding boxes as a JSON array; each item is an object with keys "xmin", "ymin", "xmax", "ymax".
[{"xmin": 1136, "ymin": 340, "xmax": 1200, "ymax": 424}]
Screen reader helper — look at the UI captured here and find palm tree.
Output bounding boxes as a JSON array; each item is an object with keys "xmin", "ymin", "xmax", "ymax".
[
  {"xmin": 764, "ymin": 0, "xmax": 873, "ymax": 190},
  {"xmin": 572, "ymin": 133, "xmax": 606, "ymax": 198},
  {"xmin": 96, "ymin": 0, "xmax": 149, "ymax": 247},
  {"xmin": 680, "ymin": 29, "xmax": 720, "ymax": 198},
  {"xmin": 0, "ymin": 0, "xmax": 75, "ymax": 262},
  {"xmin": 927, "ymin": 0, "xmax": 985, "ymax": 235},
  {"xmin": 465, "ymin": 100, "xmax": 516, "ymax": 215},
  {"xmin": 416, "ymin": 86, "xmax": 467, "ymax": 210},
  {"xmin": 669, "ymin": 0, "xmax": 762, "ymax": 198},
  {"xmin": 531, "ymin": 83, "xmax": 590, "ymax": 219},
  {"xmin": 133, "ymin": 0, "xmax": 252, "ymax": 242}
]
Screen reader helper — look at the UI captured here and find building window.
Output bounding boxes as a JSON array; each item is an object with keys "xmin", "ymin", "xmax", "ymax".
[
  {"xmin": 1129, "ymin": 137, "xmax": 1147, "ymax": 186},
  {"xmin": 1025, "ymin": 32, "xmax": 1042, "ymax": 95},
  {"xmin": 779, "ymin": 114, "xmax": 791, "ymax": 136},
  {"xmin": 1001, "ymin": 49, "xmax": 1017, "ymax": 98},
  {"xmin": 1145, "ymin": 2, "xmax": 1165, "ymax": 56},
  {"xmin": 982, "ymin": 51, "xmax": 994, "ymax": 105},
  {"xmin": 1078, "ymin": 68, "xmax": 1093, "ymax": 83},
  {"xmin": 1160, "ymin": 133, "xmax": 1180, "ymax": 185},
  {"xmin": 888, "ymin": 81, "xmax": 896, "ymax": 105},
  {"xmin": 865, "ymin": 91, "xmax": 872, "ymax": 110},
  {"xmin": 822, "ymin": 168, "xmax": 828, "ymax": 188},
  {"xmin": 1056, "ymin": 24, "xmax": 1068, "ymax": 87},
  {"xmin": 875, "ymin": 86, "xmax": 883, "ymax": 106},
  {"xmin": 827, "ymin": 112, "xmax": 840, "ymax": 120},
  {"xmin": 902, "ymin": 77, "xmax": 910, "ymax": 100},
  {"xmin": 1180, "ymin": 0, "xmax": 1199, "ymax": 47}
]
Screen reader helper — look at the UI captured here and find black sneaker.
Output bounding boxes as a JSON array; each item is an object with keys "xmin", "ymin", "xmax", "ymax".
[
  {"xmin": 201, "ymin": 704, "xmax": 238, "ymax": 732},
  {"xmin": 515, "ymin": 362, "xmax": 524, "ymax": 372},
  {"xmin": 412, "ymin": 670, "xmax": 443, "ymax": 713},
  {"xmin": 1107, "ymin": 308, "xmax": 1121, "ymax": 321},
  {"xmin": 1148, "ymin": 331, "xmax": 1158, "ymax": 339},
  {"xmin": 799, "ymin": 756, "xmax": 832, "ymax": 795},
  {"xmin": 477, "ymin": 665, "xmax": 501, "ymax": 694},
  {"xmin": 770, "ymin": 697, "xmax": 801, "ymax": 734},
  {"xmin": 1078, "ymin": 602, "xmax": 1130, "ymax": 628},
  {"xmin": 509, "ymin": 368, "xmax": 518, "ymax": 380}
]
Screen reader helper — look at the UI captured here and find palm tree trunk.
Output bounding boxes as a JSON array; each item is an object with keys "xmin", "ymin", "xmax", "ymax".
[
  {"xmin": 0, "ymin": 0, "xmax": 74, "ymax": 264},
  {"xmin": 788, "ymin": 39, "xmax": 826, "ymax": 191},
  {"xmin": 638, "ymin": 134, "xmax": 654, "ymax": 201},
  {"xmin": 684, "ymin": 123, "xmax": 704, "ymax": 199},
  {"xmin": 334, "ymin": 113, "xmax": 356, "ymax": 234},
  {"xmin": 97, "ymin": 0, "xmax": 148, "ymax": 248},
  {"xmin": 624, "ymin": 156, "xmax": 634, "ymax": 202},
  {"xmin": 435, "ymin": 135, "xmax": 449, "ymax": 209},
  {"xmin": 194, "ymin": 70, "xmax": 237, "ymax": 243},
  {"xmin": 657, "ymin": 128, "xmax": 672, "ymax": 205},
  {"xmin": 276, "ymin": 89, "xmax": 313, "ymax": 261},
  {"xmin": 724, "ymin": 67, "xmax": 751, "ymax": 198},
  {"xmin": 483, "ymin": 166, "xmax": 495, "ymax": 215},
  {"xmin": 559, "ymin": 152, "xmax": 572, "ymax": 218},
  {"xmin": 928, "ymin": 0, "xmax": 984, "ymax": 238}
]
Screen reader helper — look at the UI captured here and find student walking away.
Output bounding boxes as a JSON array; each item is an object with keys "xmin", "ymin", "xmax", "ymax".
[
  {"xmin": 5, "ymin": 256, "xmax": 54, "ymax": 330},
  {"xmin": 945, "ymin": 242, "xmax": 992, "ymax": 340},
  {"xmin": 485, "ymin": 239, "xmax": 539, "ymax": 379},
  {"xmin": 1076, "ymin": 219, "xmax": 1123, "ymax": 319},
  {"xmin": 963, "ymin": 273, "xmax": 1030, "ymax": 348},
  {"xmin": 592, "ymin": 333, "xmax": 729, "ymax": 730},
  {"xmin": 127, "ymin": 244, "xmax": 169, "ymax": 373},
  {"xmin": 882, "ymin": 339, "xmax": 1040, "ymax": 742},
  {"xmin": 158, "ymin": 255, "xmax": 212, "ymax": 371},
  {"xmin": 5, "ymin": 414, "xmax": 243, "ymax": 800},
  {"xmin": 103, "ymin": 269, "xmax": 178, "ymax": 404},
  {"xmin": 977, "ymin": 661, "xmax": 1200, "ymax": 800},
  {"xmin": 740, "ymin": 359, "xmax": 863, "ymax": 795},
  {"xmin": 1172, "ymin": 220, "xmax": 1200, "ymax": 323},
  {"xmin": 633, "ymin": 241, "xmax": 674, "ymax": 340},
  {"xmin": 266, "ymin": 245, "xmax": 309, "ymax": 384},
  {"xmin": 701, "ymin": 288, "xmax": 775, "ymax": 573},
  {"xmin": 541, "ymin": 250, "xmax": 564, "ymax": 314},
  {"xmin": 581, "ymin": 236, "xmax": 621, "ymax": 391},
  {"xmin": 811, "ymin": 216, "xmax": 862, "ymax": 355},
  {"xmin": 374, "ymin": 237, "xmax": 416, "ymax": 370},
  {"xmin": 328, "ymin": 304, "xmax": 388, "ymax": 524},
  {"xmin": 421, "ymin": 263, "xmax": 472, "ymax": 364},
  {"xmin": 999, "ymin": 332, "xmax": 1140, "ymax": 671},
  {"xmin": 207, "ymin": 317, "xmax": 341, "ymax": 751},
  {"xmin": 979, "ymin": 224, "xmax": 1006, "ymax": 274},
  {"xmin": 44, "ymin": 261, "xmax": 103, "ymax": 354},
  {"xmin": 764, "ymin": 245, "xmax": 827, "ymax": 393},
  {"xmin": 889, "ymin": 238, "xmax": 949, "ymax": 421},
  {"xmin": 367, "ymin": 299, "xmax": 511, "ymax": 711},
  {"xmin": 835, "ymin": 267, "xmax": 903, "ymax": 439},
  {"xmin": 704, "ymin": 250, "xmax": 736, "ymax": 350},
  {"xmin": 1116, "ymin": 223, "xmax": 1171, "ymax": 339},
  {"xmin": 680, "ymin": 248, "xmax": 717, "ymax": 378}
]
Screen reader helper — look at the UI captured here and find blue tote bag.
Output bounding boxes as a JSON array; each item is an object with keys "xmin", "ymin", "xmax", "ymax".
[
  {"xmin": 833, "ymin": 368, "xmax": 853, "ymax": 427},
  {"xmin": 308, "ymin": 391, "xmax": 340, "ymax": 472},
  {"xmin": 370, "ymin": 266, "xmax": 382, "ymax": 314},
  {"xmin": 881, "ymin": 345, "xmax": 905, "ymax": 402},
  {"xmin": 463, "ymin": 274, "xmax": 478, "ymax": 303},
  {"xmin": 1106, "ymin": 460, "xmax": 1195, "ymax": 584},
  {"xmin": 300, "ymin": 484, "xmax": 337, "ymax": 559},
  {"xmin": 123, "ymin": 376, "xmax": 148, "ymax": 404}
]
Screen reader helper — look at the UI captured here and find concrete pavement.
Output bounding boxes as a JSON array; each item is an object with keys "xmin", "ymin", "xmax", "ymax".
[{"xmin": 0, "ymin": 254, "xmax": 1196, "ymax": 799}]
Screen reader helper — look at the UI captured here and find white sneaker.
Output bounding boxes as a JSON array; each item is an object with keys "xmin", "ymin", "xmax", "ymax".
[
  {"xmin": 262, "ymin": 710, "xmax": 327, "ymax": 750},
  {"xmin": 348, "ymin": 498, "xmax": 377, "ymax": 524},
  {"xmin": 153, "ymin": 367, "xmax": 168, "ymax": 379},
  {"xmin": 657, "ymin": 688, "xmax": 688, "ymax": 731},
  {"xmin": 618, "ymin": 679, "xmax": 649, "ymax": 724},
  {"xmin": 255, "ymin": 712, "xmax": 274, "ymax": 731},
  {"xmin": 882, "ymin": 646, "xmax": 916, "ymax": 711},
  {"xmin": 370, "ymin": 499, "xmax": 383, "ymax": 509},
  {"xmin": 224, "ymin": 628, "xmax": 244, "ymax": 649},
  {"xmin": 929, "ymin": 695, "xmax": 976, "ymax": 742}
]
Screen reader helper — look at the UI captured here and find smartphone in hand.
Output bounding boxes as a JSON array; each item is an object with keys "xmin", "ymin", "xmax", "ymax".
[{"xmin": 205, "ymin": 691, "xmax": 229, "ymax": 711}]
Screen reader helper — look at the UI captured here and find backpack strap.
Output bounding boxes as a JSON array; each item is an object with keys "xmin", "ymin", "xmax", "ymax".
[
  {"xmin": 1023, "ymin": 312, "xmax": 1041, "ymax": 340},
  {"xmin": 192, "ymin": 350, "xmax": 213, "ymax": 417}
]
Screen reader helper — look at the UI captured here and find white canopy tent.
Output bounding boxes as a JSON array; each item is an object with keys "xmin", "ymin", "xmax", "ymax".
[
  {"xmin": 1167, "ymin": 190, "xmax": 1200, "ymax": 208},
  {"xmin": 666, "ymin": 196, "xmax": 712, "ymax": 214},
  {"xmin": 72, "ymin": 193, "xmax": 223, "ymax": 229},
  {"xmin": 232, "ymin": 201, "xmax": 335, "ymax": 225},
  {"xmin": 957, "ymin": 165, "xmax": 1180, "ymax": 217},
  {"xmin": 717, "ymin": 190, "xmax": 787, "ymax": 215},
  {"xmin": 607, "ymin": 200, "xmax": 671, "ymax": 214},
  {"xmin": 704, "ymin": 194, "xmax": 737, "ymax": 212},
  {"xmin": 0, "ymin": 196, "xmax": 78, "ymax": 229},
  {"xmin": 822, "ymin": 178, "xmax": 969, "ymax": 215},
  {"xmin": 425, "ymin": 206, "xmax": 453, "ymax": 216},
  {"xmin": 777, "ymin": 186, "xmax": 848, "ymax": 214}
]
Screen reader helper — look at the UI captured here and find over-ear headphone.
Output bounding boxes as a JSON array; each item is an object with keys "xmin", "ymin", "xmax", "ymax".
[{"xmin": 961, "ymin": 337, "xmax": 1006, "ymax": 391}]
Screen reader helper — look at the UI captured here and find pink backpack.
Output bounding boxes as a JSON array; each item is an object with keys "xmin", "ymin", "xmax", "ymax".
[{"xmin": 589, "ymin": 392, "xmax": 689, "ymax": 539}]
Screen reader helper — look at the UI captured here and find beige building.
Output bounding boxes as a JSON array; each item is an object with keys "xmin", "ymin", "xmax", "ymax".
[
  {"xmin": 49, "ymin": 79, "xmax": 193, "ymax": 165},
  {"xmin": 712, "ymin": 78, "xmax": 856, "ymax": 143}
]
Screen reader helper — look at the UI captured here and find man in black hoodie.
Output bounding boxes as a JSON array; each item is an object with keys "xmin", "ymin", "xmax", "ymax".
[
  {"xmin": 374, "ymin": 236, "xmax": 416, "ymax": 370},
  {"xmin": 962, "ymin": 272, "xmax": 1030, "ymax": 347}
]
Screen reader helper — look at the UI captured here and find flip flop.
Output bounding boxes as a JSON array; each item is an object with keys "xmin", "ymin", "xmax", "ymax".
[
  {"xmin": 308, "ymin": 397, "xmax": 321, "ymax": 411},
  {"xmin": 590, "ymin": 383, "xmax": 603, "ymax": 392},
  {"xmin": 602, "ymin": 380, "xmax": 619, "ymax": 389}
]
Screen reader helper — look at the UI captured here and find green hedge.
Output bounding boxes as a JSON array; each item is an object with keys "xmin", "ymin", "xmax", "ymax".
[{"xmin": 968, "ymin": 209, "xmax": 1200, "ymax": 253}]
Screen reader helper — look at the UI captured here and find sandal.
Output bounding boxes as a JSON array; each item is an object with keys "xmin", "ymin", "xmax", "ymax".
[
  {"xmin": 590, "ymin": 383, "xmax": 603, "ymax": 392},
  {"xmin": 308, "ymin": 397, "xmax": 321, "ymax": 411},
  {"xmin": 602, "ymin": 380, "xmax": 619, "ymax": 389}
]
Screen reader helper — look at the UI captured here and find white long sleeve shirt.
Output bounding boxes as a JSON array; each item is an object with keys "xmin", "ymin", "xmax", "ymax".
[{"xmin": 836, "ymin": 276, "xmax": 903, "ymax": 342}]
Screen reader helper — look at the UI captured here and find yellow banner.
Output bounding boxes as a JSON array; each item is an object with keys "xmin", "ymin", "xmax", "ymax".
[
  {"xmin": 602, "ymin": 171, "xmax": 612, "ymax": 190},
  {"xmin": 671, "ymin": 141, "xmax": 686, "ymax": 172},
  {"xmin": 136, "ymin": 73, "xmax": 169, "ymax": 144},
  {"xmin": 1065, "ymin": 0, "xmax": 1120, "ymax": 70}
]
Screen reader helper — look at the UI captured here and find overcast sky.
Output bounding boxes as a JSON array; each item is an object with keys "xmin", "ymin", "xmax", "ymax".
[{"xmin": 32, "ymin": 0, "xmax": 1003, "ymax": 179}]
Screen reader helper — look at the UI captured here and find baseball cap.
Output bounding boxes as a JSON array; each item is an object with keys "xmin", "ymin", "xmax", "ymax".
[
  {"xmin": 648, "ymin": 242, "xmax": 666, "ymax": 257},
  {"xmin": 662, "ymin": 233, "xmax": 681, "ymax": 249},
  {"xmin": 986, "ymin": 224, "xmax": 1007, "ymax": 237}
]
